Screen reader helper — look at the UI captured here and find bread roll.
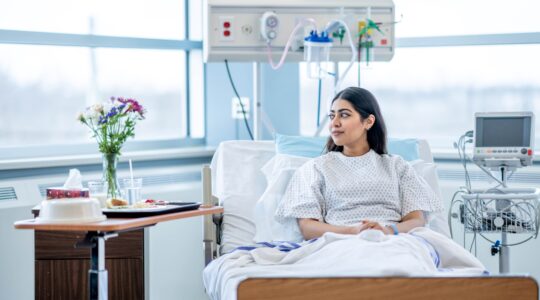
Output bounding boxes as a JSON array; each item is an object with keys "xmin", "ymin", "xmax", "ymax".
[{"xmin": 107, "ymin": 198, "xmax": 128, "ymax": 208}]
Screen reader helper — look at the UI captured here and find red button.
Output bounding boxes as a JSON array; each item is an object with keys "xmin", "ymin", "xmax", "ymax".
[
  {"xmin": 381, "ymin": 39, "xmax": 387, "ymax": 45},
  {"xmin": 223, "ymin": 21, "xmax": 231, "ymax": 28},
  {"xmin": 223, "ymin": 30, "xmax": 231, "ymax": 37},
  {"xmin": 528, "ymin": 149, "xmax": 533, "ymax": 156}
]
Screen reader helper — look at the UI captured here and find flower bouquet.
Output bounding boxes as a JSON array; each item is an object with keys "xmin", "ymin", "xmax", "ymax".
[{"xmin": 78, "ymin": 97, "xmax": 146, "ymax": 200}]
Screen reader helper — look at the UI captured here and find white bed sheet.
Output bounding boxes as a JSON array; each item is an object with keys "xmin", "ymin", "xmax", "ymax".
[{"xmin": 203, "ymin": 228, "xmax": 486, "ymax": 300}]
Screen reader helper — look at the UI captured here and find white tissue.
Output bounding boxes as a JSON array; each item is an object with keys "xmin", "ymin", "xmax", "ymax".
[{"xmin": 63, "ymin": 169, "xmax": 83, "ymax": 189}]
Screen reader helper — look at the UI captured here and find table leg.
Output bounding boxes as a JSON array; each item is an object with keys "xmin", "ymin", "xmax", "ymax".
[
  {"xmin": 89, "ymin": 234, "xmax": 108, "ymax": 300},
  {"xmin": 77, "ymin": 231, "xmax": 117, "ymax": 300}
]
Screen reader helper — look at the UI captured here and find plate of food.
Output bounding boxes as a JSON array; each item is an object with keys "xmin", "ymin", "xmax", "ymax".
[{"xmin": 102, "ymin": 199, "xmax": 201, "ymax": 218}]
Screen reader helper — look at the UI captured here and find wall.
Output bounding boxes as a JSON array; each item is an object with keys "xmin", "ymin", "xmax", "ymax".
[
  {"xmin": 0, "ymin": 205, "xmax": 35, "ymax": 300},
  {"xmin": 144, "ymin": 182, "xmax": 207, "ymax": 300},
  {"xmin": 205, "ymin": 62, "xmax": 300, "ymax": 146}
]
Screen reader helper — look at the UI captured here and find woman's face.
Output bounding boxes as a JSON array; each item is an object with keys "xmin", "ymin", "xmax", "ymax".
[{"xmin": 328, "ymin": 99, "xmax": 373, "ymax": 149}]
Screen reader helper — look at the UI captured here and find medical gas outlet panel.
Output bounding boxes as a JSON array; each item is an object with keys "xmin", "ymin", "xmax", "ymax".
[{"xmin": 203, "ymin": 0, "xmax": 395, "ymax": 62}]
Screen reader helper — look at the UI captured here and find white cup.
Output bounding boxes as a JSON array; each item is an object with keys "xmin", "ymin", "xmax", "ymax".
[
  {"xmin": 121, "ymin": 178, "xmax": 143, "ymax": 205},
  {"xmin": 87, "ymin": 180, "xmax": 107, "ymax": 208}
]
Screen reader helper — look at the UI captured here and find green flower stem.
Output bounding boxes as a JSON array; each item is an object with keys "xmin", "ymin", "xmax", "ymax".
[
  {"xmin": 103, "ymin": 153, "xmax": 119, "ymax": 199},
  {"xmin": 79, "ymin": 100, "xmax": 145, "ymax": 194}
]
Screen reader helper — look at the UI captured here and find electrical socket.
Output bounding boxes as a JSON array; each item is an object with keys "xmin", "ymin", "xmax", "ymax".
[{"xmin": 232, "ymin": 97, "xmax": 250, "ymax": 119}]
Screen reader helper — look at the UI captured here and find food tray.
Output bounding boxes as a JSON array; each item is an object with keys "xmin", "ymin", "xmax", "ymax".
[{"xmin": 102, "ymin": 202, "xmax": 201, "ymax": 218}]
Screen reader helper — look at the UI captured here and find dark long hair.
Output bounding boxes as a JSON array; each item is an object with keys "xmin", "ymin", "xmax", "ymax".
[{"xmin": 325, "ymin": 87, "xmax": 388, "ymax": 155}]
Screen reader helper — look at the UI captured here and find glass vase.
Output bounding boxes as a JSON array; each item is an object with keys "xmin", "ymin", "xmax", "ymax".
[{"xmin": 102, "ymin": 153, "xmax": 121, "ymax": 200}]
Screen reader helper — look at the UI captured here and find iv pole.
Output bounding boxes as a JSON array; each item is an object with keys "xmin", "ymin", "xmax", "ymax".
[
  {"xmin": 253, "ymin": 62, "xmax": 262, "ymax": 140},
  {"xmin": 498, "ymin": 166, "xmax": 511, "ymax": 274}
]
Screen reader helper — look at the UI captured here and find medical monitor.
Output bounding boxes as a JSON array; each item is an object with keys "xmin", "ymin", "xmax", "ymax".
[{"xmin": 473, "ymin": 112, "xmax": 535, "ymax": 168}]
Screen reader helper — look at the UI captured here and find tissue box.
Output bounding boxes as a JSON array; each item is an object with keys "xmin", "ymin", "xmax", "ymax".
[{"xmin": 46, "ymin": 187, "xmax": 89, "ymax": 200}]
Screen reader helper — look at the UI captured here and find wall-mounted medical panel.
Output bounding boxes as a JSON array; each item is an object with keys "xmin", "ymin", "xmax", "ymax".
[{"xmin": 204, "ymin": 0, "xmax": 395, "ymax": 62}]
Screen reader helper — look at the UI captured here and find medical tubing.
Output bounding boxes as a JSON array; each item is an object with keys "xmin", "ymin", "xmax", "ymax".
[
  {"xmin": 316, "ymin": 78, "xmax": 322, "ymax": 127},
  {"xmin": 457, "ymin": 133, "xmax": 472, "ymax": 191},
  {"xmin": 448, "ymin": 189, "xmax": 465, "ymax": 239},
  {"xmin": 265, "ymin": 18, "xmax": 317, "ymax": 70},
  {"xmin": 457, "ymin": 130, "xmax": 506, "ymax": 188},
  {"xmin": 469, "ymin": 232, "xmax": 477, "ymax": 253},
  {"xmin": 330, "ymin": 19, "xmax": 358, "ymax": 94},
  {"xmin": 463, "ymin": 139, "xmax": 472, "ymax": 191},
  {"xmin": 224, "ymin": 59, "xmax": 254, "ymax": 140},
  {"xmin": 456, "ymin": 135, "xmax": 468, "ymax": 190},
  {"xmin": 493, "ymin": 171, "xmax": 515, "ymax": 189},
  {"xmin": 473, "ymin": 161, "xmax": 506, "ymax": 187},
  {"xmin": 474, "ymin": 233, "xmax": 477, "ymax": 255},
  {"xmin": 464, "ymin": 186, "xmax": 539, "ymax": 247},
  {"xmin": 357, "ymin": 34, "xmax": 362, "ymax": 87}
]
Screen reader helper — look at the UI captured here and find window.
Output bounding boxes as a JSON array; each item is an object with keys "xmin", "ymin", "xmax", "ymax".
[
  {"xmin": 299, "ymin": 1, "xmax": 540, "ymax": 151},
  {"xmin": 0, "ymin": 0, "xmax": 204, "ymax": 157},
  {"xmin": 0, "ymin": 0, "xmax": 185, "ymax": 39},
  {"xmin": 394, "ymin": 0, "xmax": 540, "ymax": 37},
  {"xmin": 336, "ymin": 45, "xmax": 540, "ymax": 149}
]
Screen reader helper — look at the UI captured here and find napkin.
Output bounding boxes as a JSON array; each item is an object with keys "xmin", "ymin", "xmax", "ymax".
[{"xmin": 62, "ymin": 169, "xmax": 83, "ymax": 189}]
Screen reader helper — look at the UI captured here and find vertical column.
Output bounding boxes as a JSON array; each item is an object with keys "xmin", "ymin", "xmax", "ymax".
[
  {"xmin": 253, "ymin": 62, "xmax": 261, "ymax": 140},
  {"xmin": 202, "ymin": 165, "xmax": 216, "ymax": 265},
  {"xmin": 499, "ymin": 232, "xmax": 510, "ymax": 273},
  {"xmin": 89, "ymin": 234, "xmax": 108, "ymax": 300}
]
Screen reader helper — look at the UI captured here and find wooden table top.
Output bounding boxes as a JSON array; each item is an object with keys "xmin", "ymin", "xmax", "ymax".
[{"xmin": 14, "ymin": 206, "xmax": 223, "ymax": 232}]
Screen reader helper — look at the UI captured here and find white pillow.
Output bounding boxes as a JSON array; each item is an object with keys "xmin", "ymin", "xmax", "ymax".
[
  {"xmin": 409, "ymin": 160, "xmax": 450, "ymax": 237},
  {"xmin": 211, "ymin": 140, "xmax": 276, "ymax": 254},
  {"xmin": 253, "ymin": 156, "xmax": 450, "ymax": 242},
  {"xmin": 253, "ymin": 154, "xmax": 308, "ymax": 243}
]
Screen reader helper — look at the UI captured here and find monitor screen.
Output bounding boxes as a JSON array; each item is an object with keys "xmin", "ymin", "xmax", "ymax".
[{"xmin": 476, "ymin": 116, "xmax": 532, "ymax": 147}]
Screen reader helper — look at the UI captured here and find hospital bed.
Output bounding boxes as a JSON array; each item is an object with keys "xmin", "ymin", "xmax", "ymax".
[{"xmin": 203, "ymin": 139, "xmax": 538, "ymax": 300}]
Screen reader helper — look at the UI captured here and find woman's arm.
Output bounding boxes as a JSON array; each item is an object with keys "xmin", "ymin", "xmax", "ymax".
[
  {"xmin": 298, "ymin": 218, "xmax": 367, "ymax": 240},
  {"xmin": 298, "ymin": 210, "xmax": 426, "ymax": 239},
  {"xmin": 395, "ymin": 210, "xmax": 425, "ymax": 233},
  {"xmin": 362, "ymin": 210, "xmax": 425, "ymax": 234}
]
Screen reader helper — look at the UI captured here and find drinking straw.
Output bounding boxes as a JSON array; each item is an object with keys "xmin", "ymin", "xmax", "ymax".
[{"xmin": 129, "ymin": 159, "xmax": 134, "ymax": 187}]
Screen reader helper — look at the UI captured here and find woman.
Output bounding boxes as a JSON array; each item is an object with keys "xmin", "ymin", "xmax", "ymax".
[{"xmin": 276, "ymin": 87, "xmax": 442, "ymax": 240}]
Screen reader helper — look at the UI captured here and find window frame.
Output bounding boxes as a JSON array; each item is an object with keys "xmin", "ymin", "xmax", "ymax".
[
  {"xmin": 396, "ymin": 32, "xmax": 540, "ymax": 48},
  {"xmin": 396, "ymin": 32, "xmax": 540, "ymax": 155},
  {"xmin": 300, "ymin": 31, "xmax": 540, "ymax": 157},
  {"xmin": 0, "ymin": 0, "xmax": 205, "ymax": 161}
]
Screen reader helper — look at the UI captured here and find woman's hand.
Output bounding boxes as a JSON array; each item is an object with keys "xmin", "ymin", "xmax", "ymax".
[
  {"xmin": 352, "ymin": 220, "xmax": 393, "ymax": 235},
  {"xmin": 352, "ymin": 211, "xmax": 426, "ymax": 236}
]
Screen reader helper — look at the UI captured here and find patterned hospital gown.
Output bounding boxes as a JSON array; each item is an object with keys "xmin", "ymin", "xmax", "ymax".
[{"xmin": 275, "ymin": 149, "xmax": 443, "ymax": 226}]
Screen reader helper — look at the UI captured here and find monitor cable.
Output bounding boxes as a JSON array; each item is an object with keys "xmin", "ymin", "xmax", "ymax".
[{"xmin": 224, "ymin": 59, "xmax": 254, "ymax": 140}]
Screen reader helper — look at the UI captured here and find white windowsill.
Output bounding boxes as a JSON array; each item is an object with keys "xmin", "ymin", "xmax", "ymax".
[
  {"xmin": 0, "ymin": 146, "xmax": 216, "ymax": 171},
  {"xmin": 2, "ymin": 146, "xmax": 536, "ymax": 170},
  {"xmin": 432, "ymin": 149, "xmax": 461, "ymax": 160}
]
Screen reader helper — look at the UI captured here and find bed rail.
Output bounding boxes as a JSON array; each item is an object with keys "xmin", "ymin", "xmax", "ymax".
[{"xmin": 202, "ymin": 165, "xmax": 221, "ymax": 265}]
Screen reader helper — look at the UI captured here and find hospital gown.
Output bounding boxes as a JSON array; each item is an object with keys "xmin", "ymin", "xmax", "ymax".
[{"xmin": 275, "ymin": 149, "xmax": 443, "ymax": 226}]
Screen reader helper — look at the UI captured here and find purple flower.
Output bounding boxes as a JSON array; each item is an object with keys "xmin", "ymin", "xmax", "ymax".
[
  {"xmin": 98, "ymin": 115, "xmax": 108, "ymax": 125},
  {"xmin": 108, "ymin": 106, "xmax": 118, "ymax": 117},
  {"xmin": 79, "ymin": 96, "xmax": 146, "ymax": 154}
]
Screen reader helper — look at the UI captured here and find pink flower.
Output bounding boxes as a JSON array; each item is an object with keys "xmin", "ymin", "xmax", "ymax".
[{"xmin": 124, "ymin": 99, "xmax": 145, "ymax": 117}]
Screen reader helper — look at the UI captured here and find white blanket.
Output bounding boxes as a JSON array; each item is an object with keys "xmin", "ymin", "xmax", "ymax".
[{"xmin": 203, "ymin": 228, "xmax": 486, "ymax": 300}]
